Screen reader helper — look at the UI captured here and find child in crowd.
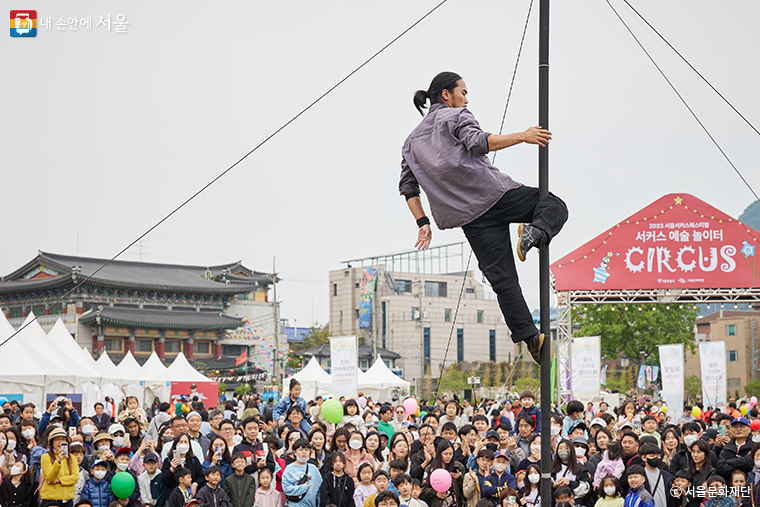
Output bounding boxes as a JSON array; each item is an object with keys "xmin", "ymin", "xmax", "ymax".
[
  {"xmin": 393, "ymin": 473, "xmax": 419, "ymax": 507},
  {"xmin": 0, "ymin": 461, "xmax": 33, "ymax": 507},
  {"xmin": 224, "ymin": 453, "xmax": 257, "ymax": 507},
  {"xmin": 254, "ymin": 467, "xmax": 284, "ymax": 507},
  {"xmin": 593, "ymin": 442, "xmax": 625, "ymax": 488},
  {"xmin": 354, "ymin": 463, "xmax": 377, "ymax": 507},
  {"xmin": 138, "ymin": 452, "xmax": 164, "ymax": 507},
  {"xmin": 411, "ymin": 479, "xmax": 428, "ymax": 507},
  {"xmin": 624, "ymin": 466, "xmax": 653, "ymax": 507},
  {"xmin": 82, "ymin": 460, "xmax": 115, "ymax": 507},
  {"xmin": 362, "ymin": 470, "xmax": 390, "ymax": 507},
  {"xmin": 321, "ymin": 453, "xmax": 355, "ymax": 507},
  {"xmin": 167, "ymin": 468, "xmax": 194, "ymax": 507},
  {"xmin": 595, "ymin": 475, "xmax": 623, "ymax": 507},
  {"xmin": 195, "ymin": 466, "xmax": 228, "ymax": 507},
  {"xmin": 703, "ymin": 476, "xmax": 739, "ymax": 507}
]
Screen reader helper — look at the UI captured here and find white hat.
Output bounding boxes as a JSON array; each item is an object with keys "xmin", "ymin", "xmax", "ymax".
[
  {"xmin": 108, "ymin": 423, "xmax": 125, "ymax": 435},
  {"xmin": 590, "ymin": 417, "xmax": 606, "ymax": 427}
]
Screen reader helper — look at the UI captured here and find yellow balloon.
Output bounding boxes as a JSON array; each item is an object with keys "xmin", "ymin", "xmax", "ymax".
[
  {"xmin": 741, "ymin": 405, "xmax": 749, "ymax": 416},
  {"xmin": 661, "ymin": 405, "xmax": 667, "ymax": 413},
  {"xmin": 692, "ymin": 406, "xmax": 702, "ymax": 418}
]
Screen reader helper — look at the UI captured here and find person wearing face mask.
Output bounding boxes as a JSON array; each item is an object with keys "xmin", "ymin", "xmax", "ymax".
[
  {"xmin": 0, "ymin": 460, "xmax": 33, "ymax": 507},
  {"xmin": 481, "ymin": 450, "xmax": 517, "ymax": 506},
  {"xmin": 573, "ymin": 436, "xmax": 590, "ymax": 467},
  {"xmin": 669, "ymin": 423, "xmax": 718, "ymax": 476},
  {"xmin": 108, "ymin": 423, "xmax": 128, "ymax": 452},
  {"xmin": 282, "ymin": 438, "xmax": 322, "ymax": 507},
  {"xmin": 162, "ymin": 433, "xmax": 205, "ymax": 496},
  {"xmin": 517, "ymin": 434, "xmax": 542, "ymax": 472},
  {"xmin": 344, "ymin": 431, "xmax": 371, "ymax": 482},
  {"xmin": 81, "ymin": 460, "xmax": 114, "ymax": 507},
  {"xmin": 77, "ymin": 417, "xmax": 98, "ymax": 455},
  {"xmin": 551, "ymin": 439, "xmax": 591, "ymax": 504},
  {"xmin": 114, "ymin": 447, "xmax": 141, "ymax": 507},
  {"xmin": 17, "ymin": 422, "xmax": 36, "ymax": 461},
  {"xmin": 639, "ymin": 444, "xmax": 674, "ymax": 507},
  {"xmin": 518, "ymin": 463, "xmax": 541, "ymax": 507}
]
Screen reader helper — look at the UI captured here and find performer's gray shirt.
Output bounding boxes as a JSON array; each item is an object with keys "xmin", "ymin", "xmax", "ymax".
[{"xmin": 399, "ymin": 103, "xmax": 522, "ymax": 230}]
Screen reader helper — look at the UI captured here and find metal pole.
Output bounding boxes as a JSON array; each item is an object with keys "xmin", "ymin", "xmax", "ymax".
[
  {"xmin": 272, "ymin": 258, "xmax": 280, "ymax": 387},
  {"xmin": 752, "ymin": 316, "xmax": 756, "ymax": 381},
  {"xmin": 538, "ymin": 0, "xmax": 552, "ymax": 504}
]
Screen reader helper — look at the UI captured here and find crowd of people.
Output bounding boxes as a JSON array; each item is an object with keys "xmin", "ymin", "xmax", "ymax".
[{"xmin": 1, "ymin": 382, "xmax": 759, "ymax": 507}]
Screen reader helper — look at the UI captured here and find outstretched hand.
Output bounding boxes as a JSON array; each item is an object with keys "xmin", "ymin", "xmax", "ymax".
[
  {"xmin": 415, "ymin": 224, "xmax": 432, "ymax": 250},
  {"xmin": 522, "ymin": 126, "xmax": 552, "ymax": 147}
]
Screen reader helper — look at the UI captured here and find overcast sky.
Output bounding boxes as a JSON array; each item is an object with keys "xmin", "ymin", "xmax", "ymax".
[{"xmin": 3, "ymin": 1, "xmax": 759, "ymax": 328}]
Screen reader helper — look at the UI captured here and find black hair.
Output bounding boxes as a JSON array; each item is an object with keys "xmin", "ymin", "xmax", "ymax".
[
  {"xmin": 289, "ymin": 378, "xmax": 300, "ymax": 390},
  {"xmin": 292, "ymin": 438, "xmax": 311, "ymax": 451},
  {"xmin": 566, "ymin": 400, "xmax": 584, "ymax": 416},
  {"xmin": 392, "ymin": 473, "xmax": 412, "ymax": 487},
  {"xmin": 286, "ymin": 405, "xmax": 303, "ymax": 417},
  {"xmin": 219, "ymin": 418, "xmax": 235, "ymax": 430},
  {"xmin": 379, "ymin": 405, "xmax": 393, "ymax": 416},
  {"xmin": 477, "ymin": 448, "xmax": 495, "ymax": 460},
  {"xmin": 174, "ymin": 467, "xmax": 191, "ymax": 482},
  {"xmin": 554, "ymin": 486, "xmax": 574, "ymax": 499},
  {"xmin": 627, "ymin": 464, "xmax": 646, "ymax": 478},
  {"xmin": 472, "ymin": 414, "xmax": 489, "ymax": 425},
  {"xmin": 639, "ymin": 443, "xmax": 661, "ymax": 457},
  {"xmin": 242, "ymin": 416, "xmax": 258, "ymax": 429},
  {"xmin": 674, "ymin": 470, "xmax": 693, "ymax": 482},
  {"xmin": 551, "ymin": 439, "xmax": 578, "ymax": 475},
  {"xmin": 358, "ymin": 462, "xmax": 375, "ymax": 480},
  {"xmin": 476, "ymin": 500, "xmax": 493, "ymax": 507},
  {"xmin": 373, "ymin": 469, "xmax": 390, "ymax": 481},
  {"xmin": 389, "ymin": 459, "xmax": 408, "ymax": 471},
  {"xmin": 375, "ymin": 491, "xmax": 400, "ymax": 507},
  {"xmin": 94, "ymin": 402, "xmax": 104, "ymax": 409},
  {"xmin": 413, "ymin": 72, "xmax": 463, "ymax": 116},
  {"xmin": 688, "ymin": 439, "xmax": 712, "ymax": 474},
  {"xmin": 431, "ymin": 440, "xmax": 455, "ymax": 471},
  {"xmin": 258, "ymin": 467, "xmax": 273, "ymax": 479},
  {"xmin": 329, "ymin": 451, "xmax": 346, "ymax": 470},
  {"xmin": 459, "ymin": 424, "xmax": 476, "ymax": 438},
  {"xmin": 76, "ymin": 501, "xmax": 94, "ymax": 507},
  {"xmin": 205, "ymin": 465, "xmax": 221, "ymax": 476},
  {"xmin": 343, "ymin": 399, "xmax": 360, "ymax": 416},
  {"xmin": 642, "ymin": 415, "xmax": 657, "ymax": 424},
  {"xmin": 620, "ymin": 431, "xmax": 639, "ymax": 443},
  {"xmin": 682, "ymin": 422, "xmax": 701, "ymax": 434},
  {"xmin": 440, "ymin": 422, "xmax": 457, "ymax": 435},
  {"xmin": 606, "ymin": 440, "xmax": 623, "ymax": 461},
  {"xmin": 706, "ymin": 475, "xmax": 726, "ymax": 487},
  {"xmin": 517, "ymin": 414, "xmax": 536, "ymax": 430}
]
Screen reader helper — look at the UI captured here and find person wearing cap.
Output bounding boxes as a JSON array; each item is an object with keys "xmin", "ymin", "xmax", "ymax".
[
  {"xmin": 572, "ymin": 436, "xmax": 589, "ymax": 466},
  {"xmin": 715, "ymin": 417, "xmax": 754, "ymax": 480},
  {"xmin": 138, "ymin": 451, "xmax": 165, "ymax": 507},
  {"xmin": 40, "ymin": 427, "xmax": 80, "ymax": 507},
  {"xmin": 108, "ymin": 423, "xmax": 128, "ymax": 452},
  {"xmin": 589, "ymin": 418, "xmax": 606, "ymax": 439},
  {"xmin": 568, "ymin": 420, "xmax": 587, "ymax": 440},
  {"xmin": 481, "ymin": 449, "xmax": 517, "ymax": 506},
  {"xmin": 81, "ymin": 459, "xmax": 114, "ymax": 507}
]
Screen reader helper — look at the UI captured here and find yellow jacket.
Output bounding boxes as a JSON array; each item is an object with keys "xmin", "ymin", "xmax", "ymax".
[{"xmin": 40, "ymin": 451, "xmax": 80, "ymax": 501}]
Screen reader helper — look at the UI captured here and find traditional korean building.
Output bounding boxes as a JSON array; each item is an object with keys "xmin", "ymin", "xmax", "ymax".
[{"xmin": 0, "ymin": 252, "xmax": 276, "ymax": 363}]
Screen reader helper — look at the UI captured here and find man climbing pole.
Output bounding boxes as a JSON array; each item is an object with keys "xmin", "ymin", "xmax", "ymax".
[{"xmin": 399, "ymin": 71, "xmax": 568, "ymax": 363}]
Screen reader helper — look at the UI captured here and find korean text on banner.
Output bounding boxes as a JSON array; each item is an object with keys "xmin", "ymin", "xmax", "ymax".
[
  {"xmin": 658, "ymin": 344, "xmax": 684, "ymax": 416},
  {"xmin": 359, "ymin": 268, "xmax": 377, "ymax": 329},
  {"xmin": 570, "ymin": 336, "xmax": 600, "ymax": 404},
  {"xmin": 330, "ymin": 336, "xmax": 358, "ymax": 396},
  {"xmin": 700, "ymin": 342, "xmax": 727, "ymax": 410},
  {"xmin": 637, "ymin": 365, "xmax": 647, "ymax": 389}
]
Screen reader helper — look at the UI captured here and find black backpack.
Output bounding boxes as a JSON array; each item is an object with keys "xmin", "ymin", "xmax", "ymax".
[{"xmin": 285, "ymin": 465, "xmax": 311, "ymax": 503}]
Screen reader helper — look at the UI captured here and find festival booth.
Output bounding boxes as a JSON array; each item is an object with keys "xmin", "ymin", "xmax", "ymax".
[
  {"xmin": 550, "ymin": 193, "xmax": 760, "ymax": 409},
  {"xmin": 358, "ymin": 358, "xmax": 411, "ymax": 404},
  {"xmin": 282, "ymin": 356, "xmax": 333, "ymax": 400},
  {"xmin": 115, "ymin": 351, "xmax": 147, "ymax": 402},
  {"xmin": 164, "ymin": 352, "xmax": 219, "ymax": 408},
  {"xmin": 139, "ymin": 352, "xmax": 172, "ymax": 408},
  {"xmin": 93, "ymin": 350, "xmax": 127, "ymax": 407},
  {"xmin": 0, "ymin": 312, "xmax": 52, "ymax": 407}
]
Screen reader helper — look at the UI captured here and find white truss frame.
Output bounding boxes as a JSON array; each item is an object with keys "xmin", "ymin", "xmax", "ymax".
[{"xmin": 553, "ymin": 287, "xmax": 760, "ymax": 405}]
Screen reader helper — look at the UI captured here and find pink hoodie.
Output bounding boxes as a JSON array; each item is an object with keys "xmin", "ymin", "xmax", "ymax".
[
  {"xmin": 255, "ymin": 485, "xmax": 285, "ymax": 507},
  {"xmin": 593, "ymin": 456, "xmax": 625, "ymax": 488}
]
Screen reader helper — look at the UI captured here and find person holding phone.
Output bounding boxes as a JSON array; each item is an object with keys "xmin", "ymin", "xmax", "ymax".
[
  {"xmin": 161, "ymin": 432, "xmax": 205, "ymax": 496},
  {"xmin": 40, "ymin": 427, "xmax": 80, "ymax": 507},
  {"xmin": 129, "ymin": 428, "xmax": 158, "ymax": 476},
  {"xmin": 234, "ymin": 416, "xmax": 275, "ymax": 477},
  {"xmin": 202, "ymin": 436, "xmax": 233, "ymax": 485}
]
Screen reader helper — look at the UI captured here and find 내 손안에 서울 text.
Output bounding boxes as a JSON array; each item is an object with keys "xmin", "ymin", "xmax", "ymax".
[{"xmin": 36, "ymin": 14, "xmax": 130, "ymax": 33}]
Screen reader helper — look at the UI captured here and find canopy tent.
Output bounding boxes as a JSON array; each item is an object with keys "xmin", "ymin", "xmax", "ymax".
[
  {"xmin": 115, "ymin": 351, "xmax": 146, "ymax": 401},
  {"xmin": 283, "ymin": 356, "xmax": 333, "ymax": 400},
  {"xmin": 140, "ymin": 352, "xmax": 171, "ymax": 407},
  {"xmin": 358, "ymin": 358, "xmax": 411, "ymax": 404},
  {"xmin": 165, "ymin": 352, "xmax": 219, "ymax": 408},
  {"xmin": 45, "ymin": 319, "xmax": 103, "ymax": 410}
]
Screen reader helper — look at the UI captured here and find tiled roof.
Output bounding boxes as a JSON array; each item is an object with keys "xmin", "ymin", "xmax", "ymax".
[
  {"xmin": 79, "ymin": 306, "xmax": 243, "ymax": 330},
  {"xmin": 0, "ymin": 252, "xmax": 273, "ymax": 294},
  {"xmin": 299, "ymin": 344, "xmax": 401, "ymax": 359}
]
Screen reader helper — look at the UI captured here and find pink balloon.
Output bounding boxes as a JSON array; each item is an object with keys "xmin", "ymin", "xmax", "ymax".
[
  {"xmin": 358, "ymin": 396, "xmax": 367, "ymax": 408},
  {"xmin": 430, "ymin": 468, "xmax": 452, "ymax": 493},
  {"xmin": 751, "ymin": 396, "xmax": 758, "ymax": 405},
  {"xmin": 402, "ymin": 398, "xmax": 418, "ymax": 416}
]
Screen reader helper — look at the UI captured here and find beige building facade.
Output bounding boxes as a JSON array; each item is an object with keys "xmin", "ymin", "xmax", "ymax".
[
  {"xmin": 684, "ymin": 309, "xmax": 760, "ymax": 397},
  {"xmin": 329, "ymin": 263, "xmax": 518, "ymax": 387}
]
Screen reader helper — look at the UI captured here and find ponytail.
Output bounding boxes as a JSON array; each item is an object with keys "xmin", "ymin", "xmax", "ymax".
[{"xmin": 413, "ymin": 71, "xmax": 463, "ymax": 116}]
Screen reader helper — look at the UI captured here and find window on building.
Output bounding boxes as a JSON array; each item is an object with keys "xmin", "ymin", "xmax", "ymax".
[
  {"xmin": 49, "ymin": 305, "xmax": 62, "ymax": 315},
  {"xmin": 466, "ymin": 288, "xmax": 475, "ymax": 295},
  {"xmin": 104, "ymin": 338, "xmax": 123, "ymax": 353},
  {"xmin": 489, "ymin": 330, "xmax": 496, "ymax": 362},
  {"xmin": 412, "ymin": 307, "xmax": 420, "ymax": 321},
  {"xmin": 355, "ymin": 283, "xmax": 360, "ymax": 289},
  {"xmin": 477, "ymin": 310, "xmax": 484, "ymax": 324},
  {"xmin": 444, "ymin": 309, "xmax": 452, "ymax": 322},
  {"xmin": 10, "ymin": 308, "xmax": 22, "ymax": 319},
  {"xmin": 729, "ymin": 350, "xmax": 738, "ymax": 362},
  {"xmin": 423, "ymin": 327, "xmax": 431, "ymax": 373},
  {"xmin": 425, "ymin": 281, "xmax": 448, "ymax": 298},
  {"xmin": 726, "ymin": 324, "xmax": 737, "ymax": 336},
  {"xmin": 223, "ymin": 345, "xmax": 244, "ymax": 356},
  {"xmin": 355, "ymin": 309, "xmax": 360, "ymax": 319},
  {"xmin": 345, "ymin": 271, "xmax": 350, "ymax": 277},
  {"xmin": 327, "ymin": 359, "xmax": 331, "ymax": 368},
  {"xmin": 135, "ymin": 339, "xmax": 153, "ymax": 353},
  {"xmin": 457, "ymin": 329, "xmax": 464, "ymax": 362},
  {"xmin": 33, "ymin": 305, "xmax": 45, "ymax": 316},
  {"xmin": 193, "ymin": 341, "xmax": 210, "ymax": 355},
  {"xmin": 359, "ymin": 359, "xmax": 368, "ymax": 370},
  {"xmin": 164, "ymin": 340, "xmax": 182, "ymax": 353},
  {"xmin": 395, "ymin": 280, "xmax": 412, "ymax": 293},
  {"xmin": 333, "ymin": 284, "xmax": 337, "ymax": 296},
  {"xmin": 383, "ymin": 359, "xmax": 390, "ymax": 367},
  {"xmin": 83, "ymin": 303, "xmax": 92, "ymax": 313}
]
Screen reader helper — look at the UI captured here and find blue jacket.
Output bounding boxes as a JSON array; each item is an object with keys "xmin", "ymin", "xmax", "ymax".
[
  {"xmin": 203, "ymin": 458, "xmax": 234, "ymax": 485},
  {"xmin": 81, "ymin": 477, "xmax": 115, "ymax": 507},
  {"xmin": 38, "ymin": 409, "xmax": 81, "ymax": 435},
  {"xmin": 273, "ymin": 396, "xmax": 307, "ymax": 422},
  {"xmin": 624, "ymin": 486, "xmax": 655, "ymax": 507},
  {"xmin": 282, "ymin": 462, "xmax": 322, "ymax": 507},
  {"xmin": 481, "ymin": 471, "xmax": 517, "ymax": 505}
]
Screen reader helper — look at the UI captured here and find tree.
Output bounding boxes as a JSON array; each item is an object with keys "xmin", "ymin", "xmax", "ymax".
[
  {"xmin": 287, "ymin": 325, "xmax": 331, "ymax": 370},
  {"xmin": 621, "ymin": 367, "xmax": 634, "ymax": 392},
  {"xmin": 745, "ymin": 379, "xmax": 760, "ymax": 398},
  {"xmin": 573, "ymin": 304, "xmax": 698, "ymax": 359},
  {"xmin": 514, "ymin": 377, "xmax": 540, "ymax": 395},
  {"xmin": 739, "ymin": 200, "xmax": 760, "ymax": 231},
  {"xmin": 685, "ymin": 375, "xmax": 702, "ymax": 404}
]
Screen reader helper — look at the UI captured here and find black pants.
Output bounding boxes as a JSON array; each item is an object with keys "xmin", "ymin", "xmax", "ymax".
[{"xmin": 462, "ymin": 185, "xmax": 568, "ymax": 343}]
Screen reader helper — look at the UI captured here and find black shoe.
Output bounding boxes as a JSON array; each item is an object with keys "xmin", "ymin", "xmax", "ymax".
[
  {"xmin": 517, "ymin": 223, "xmax": 546, "ymax": 262},
  {"xmin": 526, "ymin": 333, "xmax": 544, "ymax": 363}
]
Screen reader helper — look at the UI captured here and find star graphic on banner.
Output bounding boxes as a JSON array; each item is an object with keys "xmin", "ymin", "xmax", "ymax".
[{"xmin": 674, "ymin": 196, "xmax": 683, "ymax": 205}]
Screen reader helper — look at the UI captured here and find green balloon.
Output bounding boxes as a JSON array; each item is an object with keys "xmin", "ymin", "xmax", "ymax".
[
  {"xmin": 111, "ymin": 471, "xmax": 136, "ymax": 499},
  {"xmin": 321, "ymin": 398, "xmax": 344, "ymax": 424},
  {"xmin": 420, "ymin": 411, "xmax": 427, "ymax": 418}
]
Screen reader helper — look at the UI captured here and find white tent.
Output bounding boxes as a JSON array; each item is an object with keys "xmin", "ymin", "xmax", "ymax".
[
  {"xmin": 140, "ymin": 352, "xmax": 171, "ymax": 407},
  {"xmin": 0, "ymin": 312, "xmax": 49, "ymax": 406},
  {"xmin": 45, "ymin": 319, "xmax": 103, "ymax": 410},
  {"xmin": 358, "ymin": 358, "xmax": 411, "ymax": 404},
  {"xmin": 165, "ymin": 352, "xmax": 212, "ymax": 382},
  {"xmin": 115, "ymin": 351, "xmax": 146, "ymax": 401},
  {"xmin": 93, "ymin": 350, "xmax": 126, "ymax": 406},
  {"xmin": 283, "ymin": 356, "xmax": 333, "ymax": 400},
  {"xmin": 164, "ymin": 352, "xmax": 218, "ymax": 406}
]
